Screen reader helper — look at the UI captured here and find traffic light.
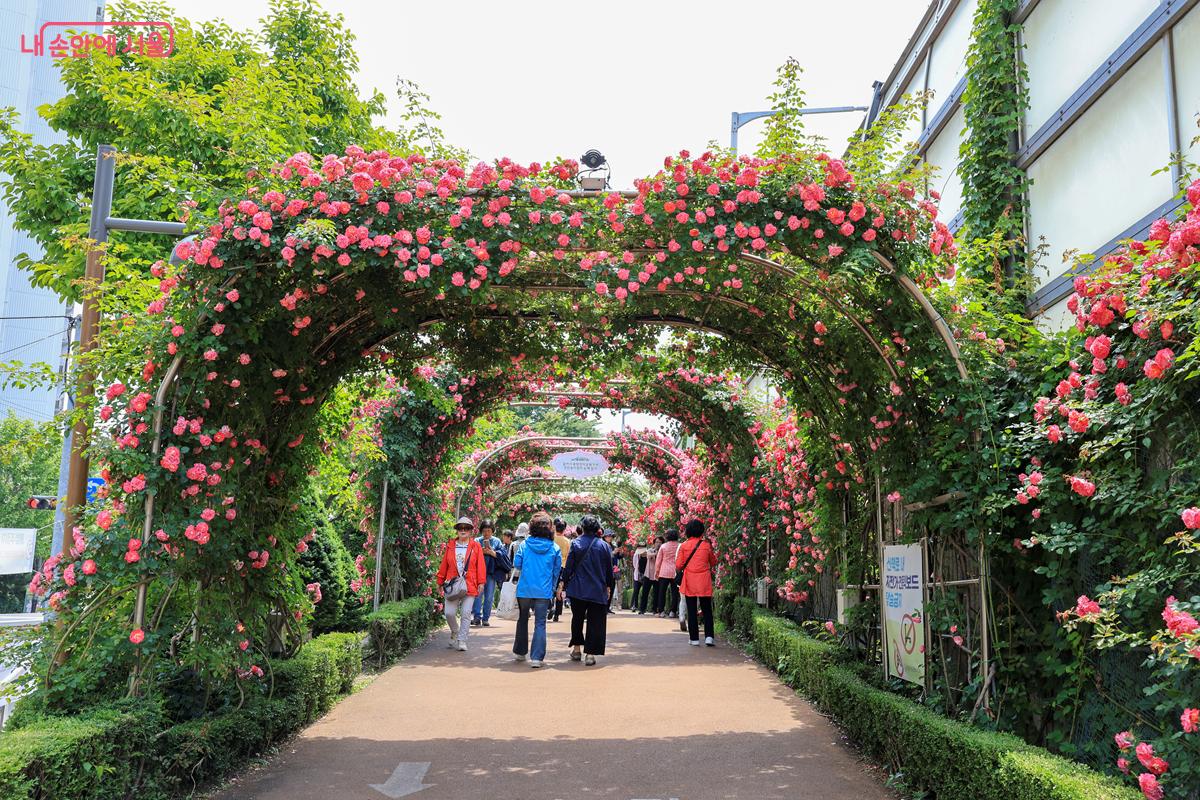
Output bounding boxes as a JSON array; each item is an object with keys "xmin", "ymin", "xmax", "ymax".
[{"xmin": 27, "ymin": 496, "xmax": 56, "ymax": 510}]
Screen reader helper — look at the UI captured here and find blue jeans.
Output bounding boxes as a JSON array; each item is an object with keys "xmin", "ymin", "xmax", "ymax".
[
  {"xmin": 513, "ymin": 597, "xmax": 550, "ymax": 661},
  {"xmin": 472, "ymin": 575, "xmax": 497, "ymax": 621}
]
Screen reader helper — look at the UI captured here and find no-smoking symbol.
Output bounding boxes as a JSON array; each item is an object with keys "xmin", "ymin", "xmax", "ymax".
[{"xmin": 901, "ymin": 613, "xmax": 918, "ymax": 654}]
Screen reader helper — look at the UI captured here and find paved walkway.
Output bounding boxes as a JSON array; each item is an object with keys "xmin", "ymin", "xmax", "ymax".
[{"xmin": 217, "ymin": 612, "xmax": 894, "ymax": 800}]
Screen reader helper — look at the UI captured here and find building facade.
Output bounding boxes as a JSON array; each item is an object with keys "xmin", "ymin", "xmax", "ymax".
[
  {"xmin": 0, "ymin": 0, "xmax": 103, "ymax": 422},
  {"xmin": 871, "ymin": 0, "xmax": 1197, "ymax": 329}
]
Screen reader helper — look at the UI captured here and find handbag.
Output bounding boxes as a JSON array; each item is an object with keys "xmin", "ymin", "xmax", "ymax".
[
  {"xmin": 674, "ymin": 539, "xmax": 706, "ymax": 589},
  {"xmin": 561, "ymin": 535, "xmax": 600, "ymax": 595},
  {"xmin": 442, "ymin": 545, "xmax": 473, "ymax": 601},
  {"xmin": 495, "ymin": 579, "xmax": 518, "ymax": 619}
]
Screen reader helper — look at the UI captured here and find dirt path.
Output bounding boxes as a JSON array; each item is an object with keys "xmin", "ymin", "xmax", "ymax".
[{"xmin": 216, "ymin": 611, "xmax": 894, "ymax": 800}]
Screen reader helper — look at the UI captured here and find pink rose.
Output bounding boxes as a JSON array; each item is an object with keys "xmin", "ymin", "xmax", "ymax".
[
  {"xmin": 1138, "ymin": 773, "xmax": 1163, "ymax": 800},
  {"xmin": 1182, "ymin": 507, "xmax": 1200, "ymax": 529},
  {"xmin": 1074, "ymin": 595, "xmax": 1101, "ymax": 619}
]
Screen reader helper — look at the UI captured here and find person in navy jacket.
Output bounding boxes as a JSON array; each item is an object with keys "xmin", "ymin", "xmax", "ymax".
[{"xmin": 561, "ymin": 515, "xmax": 614, "ymax": 665}]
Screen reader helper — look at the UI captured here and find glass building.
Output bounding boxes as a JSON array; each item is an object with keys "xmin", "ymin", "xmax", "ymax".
[{"xmin": 0, "ymin": 0, "xmax": 104, "ymax": 422}]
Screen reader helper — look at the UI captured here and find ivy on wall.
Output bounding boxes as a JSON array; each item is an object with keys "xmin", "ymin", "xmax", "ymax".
[{"xmin": 958, "ymin": 0, "xmax": 1030, "ymax": 299}]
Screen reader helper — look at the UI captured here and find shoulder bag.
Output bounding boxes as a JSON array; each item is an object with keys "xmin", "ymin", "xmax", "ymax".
[
  {"xmin": 442, "ymin": 544, "xmax": 473, "ymax": 601},
  {"xmin": 674, "ymin": 539, "xmax": 707, "ymax": 589}
]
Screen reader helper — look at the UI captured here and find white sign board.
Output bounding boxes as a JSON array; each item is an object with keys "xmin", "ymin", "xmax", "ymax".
[
  {"xmin": 0, "ymin": 529, "xmax": 36, "ymax": 575},
  {"xmin": 548, "ymin": 450, "xmax": 609, "ymax": 479},
  {"xmin": 882, "ymin": 543, "xmax": 925, "ymax": 686}
]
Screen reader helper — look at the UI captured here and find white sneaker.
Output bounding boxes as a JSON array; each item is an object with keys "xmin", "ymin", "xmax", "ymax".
[
  {"xmin": 447, "ymin": 639, "xmax": 457, "ymax": 649},
  {"xmin": 456, "ymin": 641, "xmax": 468, "ymax": 652},
  {"xmin": 530, "ymin": 660, "xmax": 544, "ymax": 668},
  {"xmin": 705, "ymin": 637, "xmax": 715, "ymax": 647},
  {"xmin": 584, "ymin": 655, "xmax": 596, "ymax": 666},
  {"xmin": 689, "ymin": 640, "xmax": 700, "ymax": 646},
  {"xmin": 513, "ymin": 654, "xmax": 526, "ymax": 662}
]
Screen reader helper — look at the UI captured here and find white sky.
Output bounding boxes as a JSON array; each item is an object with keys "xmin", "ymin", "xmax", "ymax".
[
  {"xmin": 167, "ymin": 0, "xmax": 929, "ymax": 434},
  {"xmin": 169, "ymin": 0, "xmax": 928, "ymax": 184}
]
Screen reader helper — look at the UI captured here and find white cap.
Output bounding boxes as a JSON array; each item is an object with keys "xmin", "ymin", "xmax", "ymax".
[{"xmin": 515, "ymin": 522, "xmax": 529, "ymax": 538}]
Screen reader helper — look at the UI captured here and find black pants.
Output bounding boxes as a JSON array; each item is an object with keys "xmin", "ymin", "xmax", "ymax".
[
  {"xmin": 685, "ymin": 595, "xmax": 714, "ymax": 641},
  {"xmin": 653, "ymin": 577, "xmax": 678, "ymax": 614},
  {"xmin": 568, "ymin": 598, "xmax": 608, "ymax": 655},
  {"xmin": 552, "ymin": 593, "xmax": 564, "ymax": 620},
  {"xmin": 637, "ymin": 577, "xmax": 655, "ymax": 612},
  {"xmin": 630, "ymin": 578, "xmax": 646, "ymax": 610}
]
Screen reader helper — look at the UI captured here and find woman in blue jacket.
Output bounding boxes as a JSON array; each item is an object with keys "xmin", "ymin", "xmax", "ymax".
[
  {"xmin": 511, "ymin": 511, "xmax": 561, "ymax": 668},
  {"xmin": 561, "ymin": 515, "xmax": 614, "ymax": 665}
]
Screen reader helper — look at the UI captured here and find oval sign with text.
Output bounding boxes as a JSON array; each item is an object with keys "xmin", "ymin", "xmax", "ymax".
[{"xmin": 549, "ymin": 450, "xmax": 609, "ymax": 479}]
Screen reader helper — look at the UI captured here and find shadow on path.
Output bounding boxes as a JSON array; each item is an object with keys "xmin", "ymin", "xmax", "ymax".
[{"xmin": 215, "ymin": 613, "xmax": 895, "ymax": 800}]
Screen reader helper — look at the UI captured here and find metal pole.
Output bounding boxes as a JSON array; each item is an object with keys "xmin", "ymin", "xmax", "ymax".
[
  {"xmin": 875, "ymin": 473, "xmax": 888, "ymax": 681},
  {"xmin": 62, "ymin": 144, "xmax": 116, "ymax": 549},
  {"xmin": 48, "ymin": 315, "xmax": 78, "ymax": 567},
  {"xmin": 372, "ymin": 478, "xmax": 389, "ymax": 613},
  {"xmin": 730, "ymin": 106, "xmax": 868, "ymax": 153},
  {"xmin": 979, "ymin": 536, "xmax": 991, "ymax": 711}
]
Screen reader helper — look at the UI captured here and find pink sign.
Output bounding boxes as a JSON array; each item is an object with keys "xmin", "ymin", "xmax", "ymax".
[{"xmin": 20, "ymin": 20, "xmax": 175, "ymax": 59}]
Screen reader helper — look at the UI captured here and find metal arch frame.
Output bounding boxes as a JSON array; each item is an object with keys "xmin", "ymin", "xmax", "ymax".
[
  {"xmin": 488, "ymin": 476, "xmax": 653, "ymax": 510},
  {"xmin": 494, "ymin": 491, "xmax": 636, "ymax": 530},
  {"xmin": 502, "ymin": 381, "xmax": 767, "ymax": 457},
  {"xmin": 137, "ymin": 230, "xmax": 975, "ymax": 684},
  {"xmin": 454, "ymin": 434, "xmax": 683, "ymax": 517}
]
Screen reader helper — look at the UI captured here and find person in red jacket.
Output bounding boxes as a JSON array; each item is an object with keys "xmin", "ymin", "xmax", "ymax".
[
  {"xmin": 676, "ymin": 519, "xmax": 719, "ymax": 647},
  {"xmin": 436, "ymin": 517, "xmax": 487, "ymax": 651}
]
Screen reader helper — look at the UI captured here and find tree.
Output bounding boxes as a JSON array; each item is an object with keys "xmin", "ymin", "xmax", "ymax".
[
  {"xmin": 510, "ymin": 406, "xmax": 601, "ymax": 438},
  {"xmin": 0, "ymin": 415, "xmax": 62, "ymax": 612},
  {"xmin": 0, "ymin": 0, "xmax": 404, "ymax": 300}
]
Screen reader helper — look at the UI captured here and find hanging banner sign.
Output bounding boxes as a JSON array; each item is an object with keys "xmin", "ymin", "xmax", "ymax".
[
  {"xmin": 549, "ymin": 450, "xmax": 609, "ymax": 479},
  {"xmin": 0, "ymin": 529, "xmax": 36, "ymax": 575},
  {"xmin": 882, "ymin": 543, "xmax": 925, "ymax": 686}
]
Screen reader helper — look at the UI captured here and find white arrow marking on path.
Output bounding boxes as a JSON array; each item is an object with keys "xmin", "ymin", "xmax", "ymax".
[{"xmin": 369, "ymin": 762, "xmax": 433, "ymax": 798}]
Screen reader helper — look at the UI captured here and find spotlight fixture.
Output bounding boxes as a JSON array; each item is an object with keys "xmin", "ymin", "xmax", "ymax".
[
  {"xmin": 577, "ymin": 149, "xmax": 610, "ymax": 191},
  {"xmin": 581, "ymin": 149, "xmax": 606, "ymax": 170}
]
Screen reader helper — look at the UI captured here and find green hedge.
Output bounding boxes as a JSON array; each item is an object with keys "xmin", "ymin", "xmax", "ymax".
[
  {"xmin": 747, "ymin": 612, "xmax": 1139, "ymax": 800},
  {"xmin": 0, "ymin": 613, "xmax": 436, "ymax": 799},
  {"xmin": 366, "ymin": 597, "xmax": 439, "ymax": 667},
  {"xmin": 0, "ymin": 700, "xmax": 163, "ymax": 799}
]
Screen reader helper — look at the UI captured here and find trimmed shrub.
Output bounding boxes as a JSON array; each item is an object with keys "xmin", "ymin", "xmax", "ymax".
[
  {"xmin": 714, "ymin": 589, "xmax": 736, "ymax": 628},
  {"xmin": 366, "ymin": 597, "xmax": 439, "ymax": 667},
  {"xmin": 0, "ymin": 700, "xmax": 164, "ymax": 800},
  {"xmin": 158, "ymin": 693, "xmax": 307, "ymax": 793},
  {"xmin": 0, "ymin": 626, "xmax": 407, "ymax": 799},
  {"xmin": 746, "ymin": 612, "xmax": 1139, "ymax": 800},
  {"xmin": 731, "ymin": 596, "xmax": 757, "ymax": 640},
  {"xmin": 273, "ymin": 631, "xmax": 363, "ymax": 722},
  {"xmin": 298, "ymin": 517, "xmax": 366, "ymax": 634}
]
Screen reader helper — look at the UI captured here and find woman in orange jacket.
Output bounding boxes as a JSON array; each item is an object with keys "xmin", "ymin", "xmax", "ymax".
[
  {"xmin": 676, "ymin": 519, "xmax": 718, "ymax": 647},
  {"xmin": 436, "ymin": 517, "xmax": 487, "ymax": 651}
]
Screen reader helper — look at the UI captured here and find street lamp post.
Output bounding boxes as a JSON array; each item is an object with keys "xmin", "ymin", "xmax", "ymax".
[{"xmin": 729, "ymin": 105, "xmax": 870, "ymax": 153}]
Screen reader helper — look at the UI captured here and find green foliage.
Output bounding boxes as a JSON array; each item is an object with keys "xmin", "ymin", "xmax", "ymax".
[
  {"xmin": 298, "ymin": 502, "xmax": 366, "ymax": 634},
  {"xmin": 509, "ymin": 405, "xmax": 600, "ymax": 438},
  {"xmin": 0, "ymin": 0, "xmax": 400, "ymax": 299},
  {"xmin": 0, "ymin": 699, "xmax": 163, "ymax": 800},
  {"xmin": 0, "ymin": 630, "xmax": 380, "ymax": 798},
  {"xmin": 365, "ymin": 597, "xmax": 439, "ymax": 668},
  {"xmin": 273, "ymin": 631, "xmax": 362, "ymax": 721},
  {"xmin": 731, "ymin": 595, "xmax": 757, "ymax": 640},
  {"xmin": 0, "ymin": 415, "xmax": 61, "ymax": 611},
  {"xmin": 747, "ymin": 613, "xmax": 1140, "ymax": 800},
  {"xmin": 958, "ymin": 0, "xmax": 1030, "ymax": 294},
  {"xmin": 757, "ymin": 57, "xmax": 820, "ymax": 158}
]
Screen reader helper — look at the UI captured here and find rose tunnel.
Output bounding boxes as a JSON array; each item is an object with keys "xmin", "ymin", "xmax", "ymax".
[{"xmin": 30, "ymin": 145, "xmax": 991, "ymax": 701}]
